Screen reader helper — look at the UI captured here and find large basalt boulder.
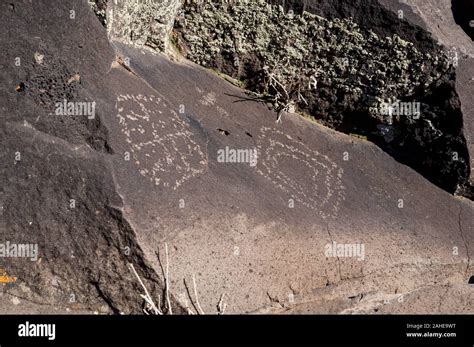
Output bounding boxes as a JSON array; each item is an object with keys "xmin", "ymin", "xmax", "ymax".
[
  {"xmin": 0, "ymin": 0, "xmax": 182, "ymax": 314},
  {"xmin": 1, "ymin": 0, "xmax": 472, "ymax": 315},
  {"xmin": 378, "ymin": 0, "xmax": 474, "ymax": 195},
  {"xmin": 173, "ymin": 0, "xmax": 473, "ymax": 199}
]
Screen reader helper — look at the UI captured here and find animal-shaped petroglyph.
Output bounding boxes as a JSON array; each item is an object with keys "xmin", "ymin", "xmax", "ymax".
[
  {"xmin": 115, "ymin": 93, "xmax": 207, "ymax": 190},
  {"xmin": 257, "ymin": 127, "xmax": 345, "ymax": 218}
]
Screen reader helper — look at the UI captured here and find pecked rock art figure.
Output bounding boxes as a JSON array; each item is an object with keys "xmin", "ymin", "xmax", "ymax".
[
  {"xmin": 115, "ymin": 93, "xmax": 207, "ymax": 190},
  {"xmin": 256, "ymin": 127, "xmax": 345, "ymax": 219}
]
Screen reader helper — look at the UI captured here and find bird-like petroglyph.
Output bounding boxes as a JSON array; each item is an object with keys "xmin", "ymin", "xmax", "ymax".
[
  {"xmin": 115, "ymin": 93, "xmax": 207, "ymax": 190},
  {"xmin": 257, "ymin": 127, "xmax": 345, "ymax": 218}
]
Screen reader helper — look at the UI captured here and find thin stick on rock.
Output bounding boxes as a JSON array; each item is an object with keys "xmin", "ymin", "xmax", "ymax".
[
  {"xmin": 217, "ymin": 293, "xmax": 227, "ymax": 315},
  {"xmin": 129, "ymin": 263, "xmax": 162, "ymax": 315},
  {"xmin": 165, "ymin": 243, "xmax": 172, "ymax": 315}
]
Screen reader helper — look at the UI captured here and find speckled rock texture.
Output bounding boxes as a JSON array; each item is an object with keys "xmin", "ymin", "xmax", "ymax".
[
  {"xmin": 104, "ymin": 0, "xmax": 182, "ymax": 53},
  {"xmin": 1, "ymin": 0, "xmax": 473, "ymax": 315}
]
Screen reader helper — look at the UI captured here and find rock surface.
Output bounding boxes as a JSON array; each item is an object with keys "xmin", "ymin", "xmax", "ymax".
[
  {"xmin": 106, "ymin": 0, "xmax": 181, "ymax": 53},
  {"xmin": 0, "ymin": 0, "xmax": 472, "ymax": 314},
  {"xmin": 174, "ymin": 0, "xmax": 473, "ymax": 198},
  {"xmin": 379, "ymin": 0, "xmax": 474, "ymax": 193},
  {"xmin": 0, "ymin": 0, "xmax": 183, "ymax": 314}
]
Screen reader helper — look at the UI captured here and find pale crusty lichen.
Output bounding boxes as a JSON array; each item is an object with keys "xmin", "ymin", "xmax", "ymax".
[
  {"xmin": 107, "ymin": 0, "xmax": 182, "ymax": 53},
  {"xmin": 175, "ymin": 0, "xmax": 452, "ymax": 123},
  {"xmin": 87, "ymin": 0, "xmax": 108, "ymax": 27}
]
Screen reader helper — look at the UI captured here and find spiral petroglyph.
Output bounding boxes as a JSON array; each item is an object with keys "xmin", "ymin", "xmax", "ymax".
[
  {"xmin": 257, "ymin": 127, "xmax": 345, "ymax": 218},
  {"xmin": 115, "ymin": 93, "xmax": 207, "ymax": 190}
]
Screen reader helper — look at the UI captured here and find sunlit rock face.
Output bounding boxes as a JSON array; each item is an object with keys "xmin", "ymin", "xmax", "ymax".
[
  {"xmin": 1, "ymin": 0, "xmax": 473, "ymax": 315},
  {"xmin": 84, "ymin": 1, "xmax": 473, "ymax": 198},
  {"xmin": 171, "ymin": 0, "xmax": 472, "ymax": 198}
]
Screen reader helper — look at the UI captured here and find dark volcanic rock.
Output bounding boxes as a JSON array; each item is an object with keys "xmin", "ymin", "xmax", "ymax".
[
  {"xmin": 0, "ymin": 0, "xmax": 180, "ymax": 314},
  {"xmin": 174, "ymin": 0, "xmax": 473, "ymax": 198},
  {"xmin": 377, "ymin": 0, "xmax": 474, "ymax": 197},
  {"xmin": 105, "ymin": 41, "xmax": 473, "ymax": 313},
  {"xmin": 1, "ymin": 124, "xmax": 156, "ymax": 313},
  {"xmin": 267, "ymin": 0, "xmax": 438, "ymax": 51},
  {"xmin": 451, "ymin": 0, "xmax": 474, "ymax": 41},
  {"xmin": 0, "ymin": 0, "xmax": 473, "ymax": 314},
  {"xmin": 88, "ymin": 0, "xmax": 108, "ymax": 27}
]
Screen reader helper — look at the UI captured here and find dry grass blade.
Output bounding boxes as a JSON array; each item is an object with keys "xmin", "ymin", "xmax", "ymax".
[
  {"xmin": 217, "ymin": 293, "xmax": 227, "ymax": 315},
  {"xmin": 156, "ymin": 243, "xmax": 172, "ymax": 314},
  {"xmin": 184, "ymin": 274, "xmax": 205, "ymax": 315},
  {"xmin": 165, "ymin": 243, "xmax": 172, "ymax": 315},
  {"xmin": 129, "ymin": 263, "xmax": 162, "ymax": 315}
]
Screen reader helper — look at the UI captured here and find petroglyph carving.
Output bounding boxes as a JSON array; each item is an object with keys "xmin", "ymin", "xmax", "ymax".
[
  {"xmin": 199, "ymin": 91, "xmax": 217, "ymax": 107},
  {"xmin": 115, "ymin": 93, "xmax": 207, "ymax": 190},
  {"xmin": 195, "ymin": 87, "xmax": 230, "ymax": 117},
  {"xmin": 257, "ymin": 127, "xmax": 345, "ymax": 218}
]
